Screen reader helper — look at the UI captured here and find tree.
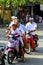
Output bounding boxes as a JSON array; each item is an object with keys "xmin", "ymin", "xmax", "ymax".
[
  {"xmin": 0, "ymin": 0, "xmax": 5, "ymax": 3},
  {"xmin": 40, "ymin": 0, "xmax": 43, "ymax": 4},
  {"xmin": 0, "ymin": 0, "xmax": 28, "ymax": 7},
  {"xmin": 29, "ymin": 0, "xmax": 36, "ymax": 4},
  {"xmin": 0, "ymin": 0, "xmax": 43, "ymax": 16},
  {"xmin": 0, "ymin": 0, "xmax": 43, "ymax": 7}
]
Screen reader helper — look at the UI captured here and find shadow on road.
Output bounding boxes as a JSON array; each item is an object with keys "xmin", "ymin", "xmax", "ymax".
[
  {"xmin": 39, "ymin": 35, "xmax": 43, "ymax": 39},
  {"xmin": 5, "ymin": 58, "xmax": 43, "ymax": 65},
  {"xmin": 36, "ymin": 47, "xmax": 43, "ymax": 55},
  {"xmin": 29, "ymin": 47, "xmax": 43, "ymax": 55}
]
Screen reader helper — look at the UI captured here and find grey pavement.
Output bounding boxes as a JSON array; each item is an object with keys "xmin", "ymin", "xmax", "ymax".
[{"xmin": 0, "ymin": 27, "xmax": 43, "ymax": 65}]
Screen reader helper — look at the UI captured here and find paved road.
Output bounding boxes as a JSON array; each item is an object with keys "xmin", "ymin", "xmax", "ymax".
[{"xmin": 0, "ymin": 28, "xmax": 43, "ymax": 65}]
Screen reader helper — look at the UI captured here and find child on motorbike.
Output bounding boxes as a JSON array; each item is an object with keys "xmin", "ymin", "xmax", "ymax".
[
  {"xmin": 7, "ymin": 23, "xmax": 20, "ymax": 58},
  {"xmin": 7, "ymin": 23, "xmax": 25, "ymax": 61}
]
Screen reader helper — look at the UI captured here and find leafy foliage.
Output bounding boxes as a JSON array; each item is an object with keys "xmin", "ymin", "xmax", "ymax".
[
  {"xmin": 0, "ymin": 0, "xmax": 29, "ymax": 7},
  {"xmin": 40, "ymin": 0, "xmax": 43, "ymax": 4},
  {"xmin": 0, "ymin": 0, "xmax": 43, "ymax": 7},
  {"xmin": 29, "ymin": 0, "xmax": 36, "ymax": 4},
  {"xmin": 0, "ymin": 0, "xmax": 5, "ymax": 3}
]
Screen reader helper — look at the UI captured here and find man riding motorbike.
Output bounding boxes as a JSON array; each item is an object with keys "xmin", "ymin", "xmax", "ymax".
[
  {"xmin": 7, "ymin": 16, "xmax": 25, "ymax": 62},
  {"xmin": 26, "ymin": 17, "xmax": 38, "ymax": 51},
  {"xmin": 13, "ymin": 19, "xmax": 27, "ymax": 61}
]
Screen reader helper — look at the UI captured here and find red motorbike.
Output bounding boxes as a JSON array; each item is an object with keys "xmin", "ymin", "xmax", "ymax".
[{"xmin": 26, "ymin": 34, "xmax": 39, "ymax": 54}]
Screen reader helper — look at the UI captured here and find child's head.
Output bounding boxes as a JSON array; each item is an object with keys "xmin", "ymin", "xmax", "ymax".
[{"xmin": 12, "ymin": 24, "xmax": 17, "ymax": 30}]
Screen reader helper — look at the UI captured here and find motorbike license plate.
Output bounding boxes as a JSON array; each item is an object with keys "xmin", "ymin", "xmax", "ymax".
[{"xmin": 26, "ymin": 34, "xmax": 30, "ymax": 38}]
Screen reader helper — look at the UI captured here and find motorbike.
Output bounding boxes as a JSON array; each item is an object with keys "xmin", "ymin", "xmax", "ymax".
[
  {"xmin": 6, "ymin": 34, "xmax": 21, "ymax": 64},
  {"xmin": 0, "ymin": 45, "xmax": 6, "ymax": 65},
  {"xmin": 25, "ymin": 34, "xmax": 39, "ymax": 54}
]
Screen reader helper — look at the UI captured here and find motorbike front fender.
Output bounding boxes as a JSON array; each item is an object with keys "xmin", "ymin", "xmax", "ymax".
[{"xmin": 7, "ymin": 48, "xmax": 14, "ymax": 52}]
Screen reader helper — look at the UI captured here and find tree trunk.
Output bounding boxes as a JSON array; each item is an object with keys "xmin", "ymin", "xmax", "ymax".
[{"xmin": 31, "ymin": 5, "xmax": 33, "ymax": 17}]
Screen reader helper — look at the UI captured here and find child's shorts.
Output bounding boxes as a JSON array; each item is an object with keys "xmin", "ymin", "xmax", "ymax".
[{"xmin": 7, "ymin": 40, "xmax": 19, "ymax": 48}]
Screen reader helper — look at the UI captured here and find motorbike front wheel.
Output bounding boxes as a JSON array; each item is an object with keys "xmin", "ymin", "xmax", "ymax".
[
  {"xmin": 25, "ymin": 43, "xmax": 31, "ymax": 54},
  {"xmin": 7, "ymin": 51, "xmax": 14, "ymax": 64}
]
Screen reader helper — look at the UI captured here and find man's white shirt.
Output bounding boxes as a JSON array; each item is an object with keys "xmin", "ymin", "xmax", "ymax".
[
  {"xmin": 18, "ymin": 23, "xmax": 26, "ymax": 34},
  {"xmin": 9, "ymin": 22, "xmax": 27, "ymax": 34},
  {"xmin": 26, "ymin": 22, "xmax": 37, "ymax": 35}
]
